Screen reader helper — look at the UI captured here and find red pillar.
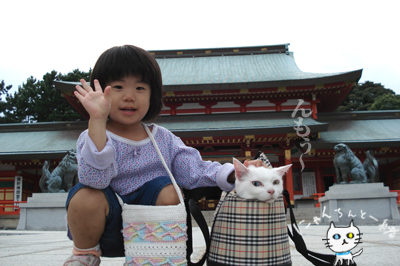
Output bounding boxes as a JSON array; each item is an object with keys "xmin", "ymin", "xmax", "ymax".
[
  {"xmin": 234, "ymin": 100, "xmax": 252, "ymax": 113},
  {"xmin": 270, "ymin": 99, "xmax": 287, "ymax": 112},
  {"xmin": 310, "ymin": 100, "xmax": 318, "ymax": 119},
  {"xmin": 199, "ymin": 102, "xmax": 218, "ymax": 114},
  {"xmin": 284, "ymin": 149, "xmax": 295, "ymax": 205},
  {"xmin": 315, "ymin": 163, "xmax": 323, "ymax": 193},
  {"xmin": 164, "ymin": 103, "xmax": 182, "ymax": 115}
]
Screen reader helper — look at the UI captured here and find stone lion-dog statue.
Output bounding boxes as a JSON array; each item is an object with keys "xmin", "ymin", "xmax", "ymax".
[
  {"xmin": 39, "ymin": 150, "xmax": 78, "ymax": 192},
  {"xmin": 333, "ymin": 143, "xmax": 378, "ymax": 184}
]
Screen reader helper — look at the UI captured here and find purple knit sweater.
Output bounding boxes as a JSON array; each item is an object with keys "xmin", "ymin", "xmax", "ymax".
[{"xmin": 76, "ymin": 124, "xmax": 234, "ymax": 195}]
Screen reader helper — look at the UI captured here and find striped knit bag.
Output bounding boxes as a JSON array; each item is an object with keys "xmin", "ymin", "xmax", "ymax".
[
  {"xmin": 116, "ymin": 125, "xmax": 187, "ymax": 266},
  {"xmin": 208, "ymin": 190, "xmax": 292, "ymax": 266}
]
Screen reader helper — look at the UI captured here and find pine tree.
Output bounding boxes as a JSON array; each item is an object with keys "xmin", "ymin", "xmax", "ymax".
[
  {"xmin": 369, "ymin": 94, "xmax": 400, "ymax": 110},
  {"xmin": 336, "ymin": 81, "xmax": 395, "ymax": 112},
  {"xmin": 0, "ymin": 69, "xmax": 91, "ymax": 123}
]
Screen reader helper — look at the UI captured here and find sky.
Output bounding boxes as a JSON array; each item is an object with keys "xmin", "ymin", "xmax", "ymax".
[{"xmin": 1, "ymin": 0, "xmax": 399, "ymax": 97}]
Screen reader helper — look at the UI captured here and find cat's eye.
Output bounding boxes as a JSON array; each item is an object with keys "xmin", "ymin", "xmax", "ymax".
[
  {"xmin": 273, "ymin": 180, "xmax": 280, "ymax": 185},
  {"xmin": 333, "ymin": 234, "xmax": 341, "ymax": 240},
  {"xmin": 252, "ymin": 181, "xmax": 262, "ymax": 187},
  {"xmin": 347, "ymin": 233, "xmax": 354, "ymax": 239}
]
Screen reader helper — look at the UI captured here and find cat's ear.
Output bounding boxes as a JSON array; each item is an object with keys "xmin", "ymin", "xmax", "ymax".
[
  {"xmin": 349, "ymin": 220, "xmax": 354, "ymax": 227},
  {"xmin": 274, "ymin": 164, "xmax": 292, "ymax": 176},
  {"xmin": 329, "ymin": 221, "xmax": 336, "ymax": 229},
  {"xmin": 233, "ymin": 158, "xmax": 249, "ymax": 181}
]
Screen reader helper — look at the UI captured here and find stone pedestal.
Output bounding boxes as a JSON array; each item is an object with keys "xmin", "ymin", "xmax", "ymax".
[
  {"xmin": 319, "ymin": 183, "xmax": 400, "ymax": 225},
  {"xmin": 17, "ymin": 193, "xmax": 68, "ymax": 230}
]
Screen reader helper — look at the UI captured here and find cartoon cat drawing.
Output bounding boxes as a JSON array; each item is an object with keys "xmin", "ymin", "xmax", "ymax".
[{"xmin": 323, "ymin": 220, "xmax": 363, "ymax": 265}]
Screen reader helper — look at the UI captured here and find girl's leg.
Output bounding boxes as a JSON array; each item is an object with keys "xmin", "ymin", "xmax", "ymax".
[
  {"xmin": 155, "ymin": 184, "xmax": 182, "ymax": 206},
  {"xmin": 67, "ymin": 187, "xmax": 109, "ymax": 250}
]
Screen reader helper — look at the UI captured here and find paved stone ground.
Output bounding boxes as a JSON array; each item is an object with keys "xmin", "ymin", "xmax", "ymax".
[{"xmin": 1, "ymin": 225, "xmax": 399, "ymax": 265}]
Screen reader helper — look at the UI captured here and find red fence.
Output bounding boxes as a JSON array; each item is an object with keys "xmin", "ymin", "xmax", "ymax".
[
  {"xmin": 312, "ymin": 193, "xmax": 325, "ymax": 207},
  {"xmin": 0, "ymin": 201, "xmax": 27, "ymax": 215}
]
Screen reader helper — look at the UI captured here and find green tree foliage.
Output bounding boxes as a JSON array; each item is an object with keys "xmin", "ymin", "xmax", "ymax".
[
  {"xmin": 369, "ymin": 94, "xmax": 400, "ymax": 110},
  {"xmin": 0, "ymin": 80, "xmax": 12, "ymax": 98},
  {"xmin": 3, "ymin": 76, "xmax": 39, "ymax": 123},
  {"xmin": 0, "ymin": 80, "xmax": 13, "ymax": 123},
  {"xmin": 336, "ymin": 81, "xmax": 395, "ymax": 112},
  {"xmin": 1, "ymin": 69, "xmax": 91, "ymax": 123},
  {"xmin": 60, "ymin": 68, "xmax": 91, "ymax": 82}
]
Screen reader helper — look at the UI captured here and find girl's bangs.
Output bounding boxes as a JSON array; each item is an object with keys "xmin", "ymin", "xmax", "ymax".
[{"xmin": 106, "ymin": 54, "xmax": 151, "ymax": 85}]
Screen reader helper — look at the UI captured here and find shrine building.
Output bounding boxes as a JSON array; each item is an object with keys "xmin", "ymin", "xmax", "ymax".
[{"xmin": 1, "ymin": 44, "xmax": 400, "ymax": 214}]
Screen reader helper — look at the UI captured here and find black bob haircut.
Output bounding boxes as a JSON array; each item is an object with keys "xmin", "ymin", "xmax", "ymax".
[{"xmin": 90, "ymin": 45, "xmax": 163, "ymax": 122}]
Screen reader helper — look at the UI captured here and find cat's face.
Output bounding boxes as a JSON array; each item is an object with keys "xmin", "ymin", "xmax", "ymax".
[
  {"xmin": 233, "ymin": 158, "xmax": 291, "ymax": 202},
  {"xmin": 324, "ymin": 221, "xmax": 362, "ymax": 253}
]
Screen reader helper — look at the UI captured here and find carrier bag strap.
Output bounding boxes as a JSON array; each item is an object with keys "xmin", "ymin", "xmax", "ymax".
[
  {"xmin": 184, "ymin": 187, "xmax": 221, "ymax": 265},
  {"xmin": 282, "ymin": 189, "xmax": 340, "ymax": 266},
  {"xmin": 185, "ymin": 193, "xmax": 211, "ymax": 266},
  {"xmin": 144, "ymin": 124, "xmax": 185, "ymax": 205}
]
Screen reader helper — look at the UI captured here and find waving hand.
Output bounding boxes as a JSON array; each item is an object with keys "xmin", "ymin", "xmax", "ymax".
[{"xmin": 74, "ymin": 79, "xmax": 112, "ymax": 120}]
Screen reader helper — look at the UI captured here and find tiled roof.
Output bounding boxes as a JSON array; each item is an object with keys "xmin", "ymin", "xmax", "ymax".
[
  {"xmin": 0, "ymin": 122, "xmax": 84, "ymax": 159},
  {"xmin": 54, "ymin": 44, "xmax": 362, "ymax": 92},
  {"xmin": 155, "ymin": 112, "xmax": 328, "ymax": 138},
  {"xmin": 0, "ymin": 112, "xmax": 328, "ymax": 157},
  {"xmin": 157, "ymin": 53, "xmax": 352, "ymax": 87},
  {"xmin": 311, "ymin": 111, "xmax": 400, "ymax": 149},
  {"xmin": 1, "ymin": 111, "xmax": 399, "ymax": 158}
]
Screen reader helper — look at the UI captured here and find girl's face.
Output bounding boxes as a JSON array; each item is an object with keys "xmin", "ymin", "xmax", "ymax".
[{"xmin": 106, "ymin": 75, "xmax": 151, "ymax": 130}]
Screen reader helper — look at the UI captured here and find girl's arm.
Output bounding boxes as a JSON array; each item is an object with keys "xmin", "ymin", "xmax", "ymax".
[
  {"xmin": 74, "ymin": 79, "xmax": 111, "ymax": 152},
  {"xmin": 74, "ymin": 79, "xmax": 117, "ymax": 189},
  {"xmin": 169, "ymin": 135, "xmax": 265, "ymax": 190},
  {"xmin": 167, "ymin": 131, "xmax": 234, "ymax": 191},
  {"xmin": 76, "ymin": 130, "xmax": 118, "ymax": 189}
]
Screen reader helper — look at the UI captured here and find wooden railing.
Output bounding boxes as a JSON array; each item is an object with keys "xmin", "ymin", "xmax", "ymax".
[
  {"xmin": 0, "ymin": 201, "xmax": 27, "ymax": 215},
  {"xmin": 312, "ymin": 193, "xmax": 325, "ymax": 207}
]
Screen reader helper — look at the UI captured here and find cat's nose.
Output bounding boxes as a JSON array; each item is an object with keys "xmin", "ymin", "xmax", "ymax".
[{"xmin": 267, "ymin": 189, "xmax": 275, "ymax": 195}]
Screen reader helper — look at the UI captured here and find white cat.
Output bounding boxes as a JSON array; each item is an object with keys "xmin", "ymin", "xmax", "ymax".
[
  {"xmin": 233, "ymin": 158, "xmax": 292, "ymax": 202},
  {"xmin": 323, "ymin": 220, "xmax": 363, "ymax": 266}
]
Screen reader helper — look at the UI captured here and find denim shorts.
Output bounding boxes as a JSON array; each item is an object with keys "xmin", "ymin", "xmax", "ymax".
[{"xmin": 65, "ymin": 176, "xmax": 173, "ymax": 257}]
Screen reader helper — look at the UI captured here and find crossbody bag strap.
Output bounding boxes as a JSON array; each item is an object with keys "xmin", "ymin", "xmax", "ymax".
[
  {"xmin": 282, "ymin": 189, "xmax": 338, "ymax": 266},
  {"xmin": 143, "ymin": 124, "xmax": 185, "ymax": 205},
  {"xmin": 144, "ymin": 125, "xmax": 210, "ymax": 265}
]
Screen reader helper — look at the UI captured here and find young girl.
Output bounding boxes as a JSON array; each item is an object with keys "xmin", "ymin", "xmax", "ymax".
[{"xmin": 64, "ymin": 45, "xmax": 263, "ymax": 266}]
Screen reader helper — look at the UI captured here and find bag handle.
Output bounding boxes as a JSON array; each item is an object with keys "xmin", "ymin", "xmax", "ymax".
[
  {"xmin": 143, "ymin": 124, "xmax": 185, "ymax": 205},
  {"xmin": 185, "ymin": 194, "xmax": 211, "ymax": 266},
  {"xmin": 282, "ymin": 190, "xmax": 344, "ymax": 266}
]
